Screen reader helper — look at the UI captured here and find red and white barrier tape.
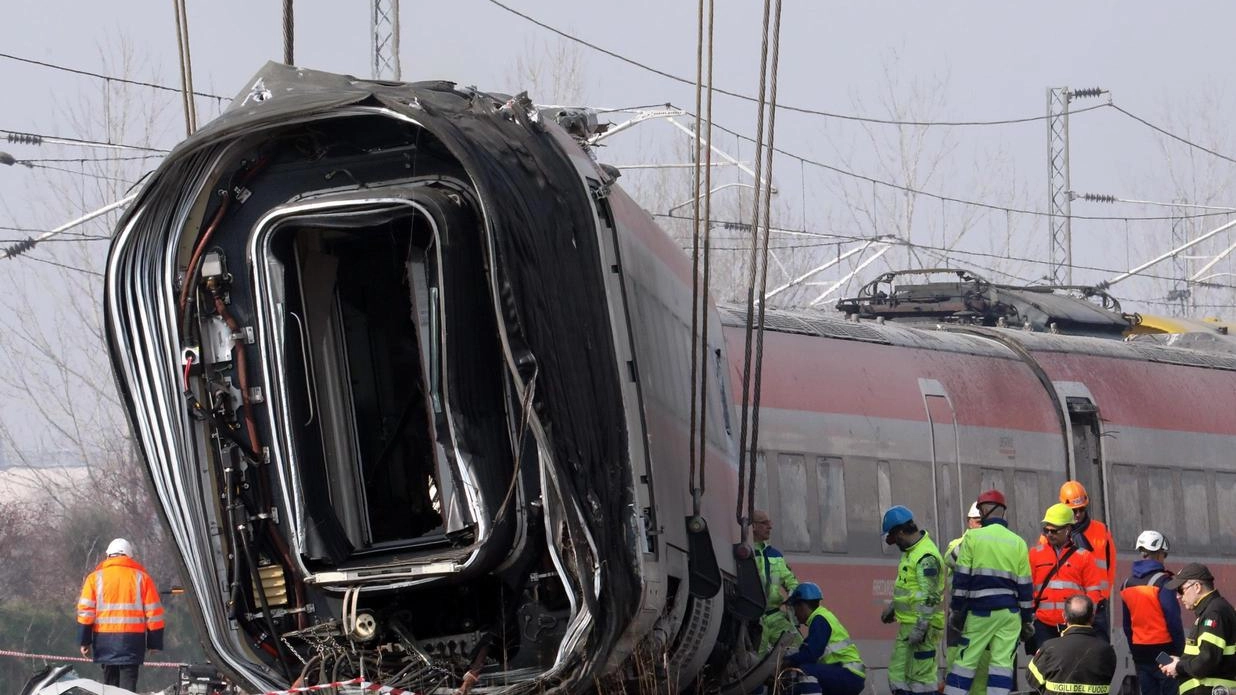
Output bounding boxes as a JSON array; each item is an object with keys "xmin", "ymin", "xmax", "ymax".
[
  {"xmin": 259, "ymin": 677, "xmax": 422, "ymax": 695},
  {"xmin": 0, "ymin": 647, "xmax": 186, "ymax": 668}
]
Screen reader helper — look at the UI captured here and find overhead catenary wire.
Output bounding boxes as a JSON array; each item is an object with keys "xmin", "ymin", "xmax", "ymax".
[
  {"xmin": 660, "ymin": 107, "xmax": 1235, "ymax": 223},
  {"xmin": 482, "ymin": 0, "xmax": 1109, "ymax": 128},
  {"xmin": 2, "ymin": 128, "xmax": 169, "ymax": 153},
  {"xmin": 656, "ymin": 215, "xmax": 1236, "ymax": 290},
  {"xmin": 1110, "ymin": 104, "xmax": 1236, "ymax": 166},
  {"xmin": 0, "ymin": 51, "xmax": 226, "ymax": 102}
]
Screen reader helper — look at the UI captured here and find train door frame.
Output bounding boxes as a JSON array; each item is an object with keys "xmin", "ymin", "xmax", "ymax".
[
  {"xmin": 1052, "ymin": 382, "xmax": 1110, "ymax": 524},
  {"xmin": 918, "ymin": 378, "xmax": 963, "ymax": 545}
]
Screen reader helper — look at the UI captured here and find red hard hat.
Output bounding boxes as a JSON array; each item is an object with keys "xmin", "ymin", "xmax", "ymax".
[{"xmin": 976, "ymin": 489, "xmax": 1007, "ymax": 508}]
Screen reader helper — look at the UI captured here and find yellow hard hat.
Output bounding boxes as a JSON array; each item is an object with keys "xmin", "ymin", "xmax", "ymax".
[{"xmin": 1042, "ymin": 503, "xmax": 1074, "ymax": 527}]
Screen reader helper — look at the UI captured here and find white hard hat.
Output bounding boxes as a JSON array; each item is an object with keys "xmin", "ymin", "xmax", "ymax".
[
  {"xmin": 966, "ymin": 503, "xmax": 981, "ymax": 519},
  {"xmin": 105, "ymin": 538, "xmax": 133, "ymax": 557},
  {"xmin": 1135, "ymin": 530, "xmax": 1167, "ymax": 553}
]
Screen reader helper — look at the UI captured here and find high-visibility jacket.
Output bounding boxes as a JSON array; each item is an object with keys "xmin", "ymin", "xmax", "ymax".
[
  {"xmin": 893, "ymin": 531, "xmax": 945, "ymax": 630},
  {"xmin": 783, "ymin": 604, "xmax": 866, "ymax": 678},
  {"xmin": 950, "ymin": 518, "xmax": 1033, "ymax": 621},
  {"xmin": 1029, "ymin": 542, "xmax": 1106, "ymax": 627},
  {"xmin": 1120, "ymin": 559, "xmax": 1184, "ymax": 663},
  {"xmin": 1027, "ymin": 624, "xmax": 1117, "ymax": 695},
  {"xmin": 1176, "ymin": 591, "xmax": 1236, "ymax": 695},
  {"xmin": 77, "ymin": 556, "xmax": 165, "ymax": 665},
  {"xmin": 1035, "ymin": 517, "xmax": 1115, "ymax": 599},
  {"xmin": 1072, "ymin": 517, "xmax": 1115, "ymax": 598},
  {"xmin": 754, "ymin": 541, "xmax": 798, "ymax": 612}
]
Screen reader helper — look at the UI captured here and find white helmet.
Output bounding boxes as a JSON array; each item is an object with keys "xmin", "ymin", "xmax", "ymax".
[
  {"xmin": 966, "ymin": 503, "xmax": 981, "ymax": 519},
  {"xmin": 1135, "ymin": 530, "xmax": 1168, "ymax": 553},
  {"xmin": 105, "ymin": 538, "xmax": 133, "ymax": 557}
]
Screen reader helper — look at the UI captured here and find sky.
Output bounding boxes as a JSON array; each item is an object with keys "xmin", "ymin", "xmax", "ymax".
[{"xmin": 3, "ymin": 0, "xmax": 1236, "ymax": 452}]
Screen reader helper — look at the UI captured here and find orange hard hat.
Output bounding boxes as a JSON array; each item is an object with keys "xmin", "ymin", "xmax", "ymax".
[{"xmin": 1059, "ymin": 481, "xmax": 1089, "ymax": 509}]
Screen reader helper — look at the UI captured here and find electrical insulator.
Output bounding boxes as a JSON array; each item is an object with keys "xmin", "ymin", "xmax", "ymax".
[
  {"xmin": 2, "ymin": 237, "xmax": 37, "ymax": 258},
  {"xmin": 5, "ymin": 132, "xmax": 43, "ymax": 146},
  {"xmin": 1071, "ymin": 87, "xmax": 1104, "ymax": 99}
]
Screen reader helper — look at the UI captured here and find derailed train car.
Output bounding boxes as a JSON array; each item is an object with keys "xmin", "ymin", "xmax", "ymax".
[
  {"xmin": 105, "ymin": 63, "xmax": 1236, "ymax": 694},
  {"xmin": 105, "ymin": 64, "xmax": 766, "ymax": 692}
]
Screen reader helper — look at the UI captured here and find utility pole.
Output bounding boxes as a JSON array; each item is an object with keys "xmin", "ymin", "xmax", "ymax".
[
  {"xmin": 371, "ymin": 0, "xmax": 402, "ymax": 81},
  {"xmin": 1046, "ymin": 86, "xmax": 1104, "ymax": 285}
]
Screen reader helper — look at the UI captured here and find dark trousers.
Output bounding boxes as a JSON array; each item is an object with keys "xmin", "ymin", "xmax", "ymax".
[
  {"xmin": 102, "ymin": 664, "xmax": 140, "ymax": 691},
  {"xmin": 1135, "ymin": 661, "xmax": 1179, "ymax": 695},
  {"xmin": 793, "ymin": 664, "xmax": 866, "ymax": 695}
]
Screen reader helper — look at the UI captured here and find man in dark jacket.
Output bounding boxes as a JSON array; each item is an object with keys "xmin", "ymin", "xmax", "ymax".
[
  {"xmin": 1028, "ymin": 595, "xmax": 1117, "ymax": 695},
  {"xmin": 1121, "ymin": 531, "xmax": 1184, "ymax": 695},
  {"xmin": 1160, "ymin": 563, "xmax": 1236, "ymax": 695}
]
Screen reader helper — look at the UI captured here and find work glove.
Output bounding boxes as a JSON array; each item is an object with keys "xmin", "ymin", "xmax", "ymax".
[
  {"xmin": 1020, "ymin": 621, "xmax": 1036, "ymax": 643},
  {"xmin": 908, "ymin": 620, "xmax": 929, "ymax": 647},
  {"xmin": 881, "ymin": 603, "xmax": 896, "ymax": 624},
  {"xmin": 949, "ymin": 610, "xmax": 966, "ymax": 636}
]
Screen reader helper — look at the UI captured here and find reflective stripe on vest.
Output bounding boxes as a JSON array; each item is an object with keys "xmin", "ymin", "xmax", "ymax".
[
  {"xmin": 893, "ymin": 532, "xmax": 945, "ymax": 627},
  {"xmin": 1043, "ymin": 682, "xmax": 1110, "ymax": 694},
  {"xmin": 1121, "ymin": 573, "xmax": 1172, "ymax": 646},
  {"xmin": 1179, "ymin": 677, "xmax": 1236, "ymax": 693},
  {"xmin": 807, "ymin": 605, "xmax": 865, "ymax": 674}
]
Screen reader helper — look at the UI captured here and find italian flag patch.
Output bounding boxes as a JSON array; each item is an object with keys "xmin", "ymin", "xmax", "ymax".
[{"xmin": 1205, "ymin": 619, "xmax": 1217, "ymax": 628}]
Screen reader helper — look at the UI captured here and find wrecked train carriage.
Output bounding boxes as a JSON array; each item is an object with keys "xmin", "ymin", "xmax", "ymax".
[{"xmin": 105, "ymin": 64, "xmax": 759, "ymax": 692}]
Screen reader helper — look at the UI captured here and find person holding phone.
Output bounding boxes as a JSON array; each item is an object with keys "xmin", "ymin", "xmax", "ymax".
[
  {"xmin": 1027, "ymin": 595, "xmax": 1116, "ymax": 695},
  {"xmin": 1159, "ymin": 564, "xmax": 1236, "ymax": 695}
]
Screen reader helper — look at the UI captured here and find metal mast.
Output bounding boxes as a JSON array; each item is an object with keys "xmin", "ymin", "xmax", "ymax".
[
  {"xmin": 1047, "ymin": 87, "xmax": 1072, "ymax": 285},
  {"xmin": 1047, "ymin": 86, "xmax": 1104, "ymax": 286},
  {"xmin": 1169, "ymin": 200, "xmax": 1191, "ymax": 315},
  {"xmin": 371, "ymin": 0, "xmax": 402, "ymax": 81}
]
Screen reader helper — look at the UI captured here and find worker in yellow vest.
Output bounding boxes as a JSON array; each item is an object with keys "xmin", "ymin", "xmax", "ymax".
[{"xmin": 881, "ymin": 505, "xmax": 946, "ymax": 695}]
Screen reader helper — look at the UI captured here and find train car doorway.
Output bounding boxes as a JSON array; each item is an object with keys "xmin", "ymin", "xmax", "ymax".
[{"xmin": 1066, "ymin": 397, "xmax": 1107, "ymax": 522}]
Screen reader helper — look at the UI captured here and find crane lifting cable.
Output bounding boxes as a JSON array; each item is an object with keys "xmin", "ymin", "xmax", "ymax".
[
  {"xmin": 735, "ymin": 0, "xmax": 784, "ymax": 541},
  {"xmin": 687, "ymin": 0, "xmax": 717, "ymax": 522}
]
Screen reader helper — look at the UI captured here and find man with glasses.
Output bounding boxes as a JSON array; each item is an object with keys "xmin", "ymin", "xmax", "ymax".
[
  {"xmin": 753, "ymin": 509, "xmax": 801, "ymax": 655},
  {"xmin": 1029, "ymin": 504, "xmax": 1106, "ymax": 652},
  {"xmin": 1159, "ymin": 564, "xmax": 1236, "ymax": 695}
]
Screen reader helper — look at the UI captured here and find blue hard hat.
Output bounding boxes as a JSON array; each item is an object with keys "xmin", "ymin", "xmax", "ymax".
[
  {"xmin": 881, "ymin": 505, "xmax": 915, "ymax": 535},
  {"xmin": 787, "ymin": 582, "xmax": 823, "ymax": 603}
]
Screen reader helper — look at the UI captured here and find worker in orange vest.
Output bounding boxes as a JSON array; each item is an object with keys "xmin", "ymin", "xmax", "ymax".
[
  {"xmin": 76, "ymin": 538, "xmax": 165, "ymax": 692},
  {"xmin": 1028, "ymin": 503, "xmax": 1106, "ymax": 651},
  {"xmin": 1057, "ymin": 480, "xmax": 1115, "ymax": 639},
  {"xmin": 1121, "ymin": 530, "xmax": 1184, "ymax": 695}
]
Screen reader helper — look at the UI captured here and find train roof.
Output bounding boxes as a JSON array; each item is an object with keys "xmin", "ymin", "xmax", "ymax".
[{"xmin": 717, "ymin": 304, "xmax": 1236, "ymax": 372}]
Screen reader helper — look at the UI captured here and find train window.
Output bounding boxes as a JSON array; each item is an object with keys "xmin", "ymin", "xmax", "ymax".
[
  {"xmin": 1181, "ymin": 470, "xmax": 1211, "ymax": 547},
  {"xmin": 1147, "ymin": 468, "xmax": 1179, "ymax": 541},
  {"xmin": 979, "ymin": 468, "xmax": 1007, "ymax": 497},
  {"xmin": 817, "ymin": 457, "xmax": 847, "ymax": 552},
  {"xmin": 777, "ymin": 453, "xmax": 811, "ymax": 552},
  {"xmin": 1108, "ymin": 464, "xmax": 1142, "ymax": 545},
  {"xmin": 1214, "ymin": 473, "xmax": 1236, "ymax": 548},
  {"xmin": 1013, "ymin": 471, "xmax": 1041, "ymax": 539}
]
